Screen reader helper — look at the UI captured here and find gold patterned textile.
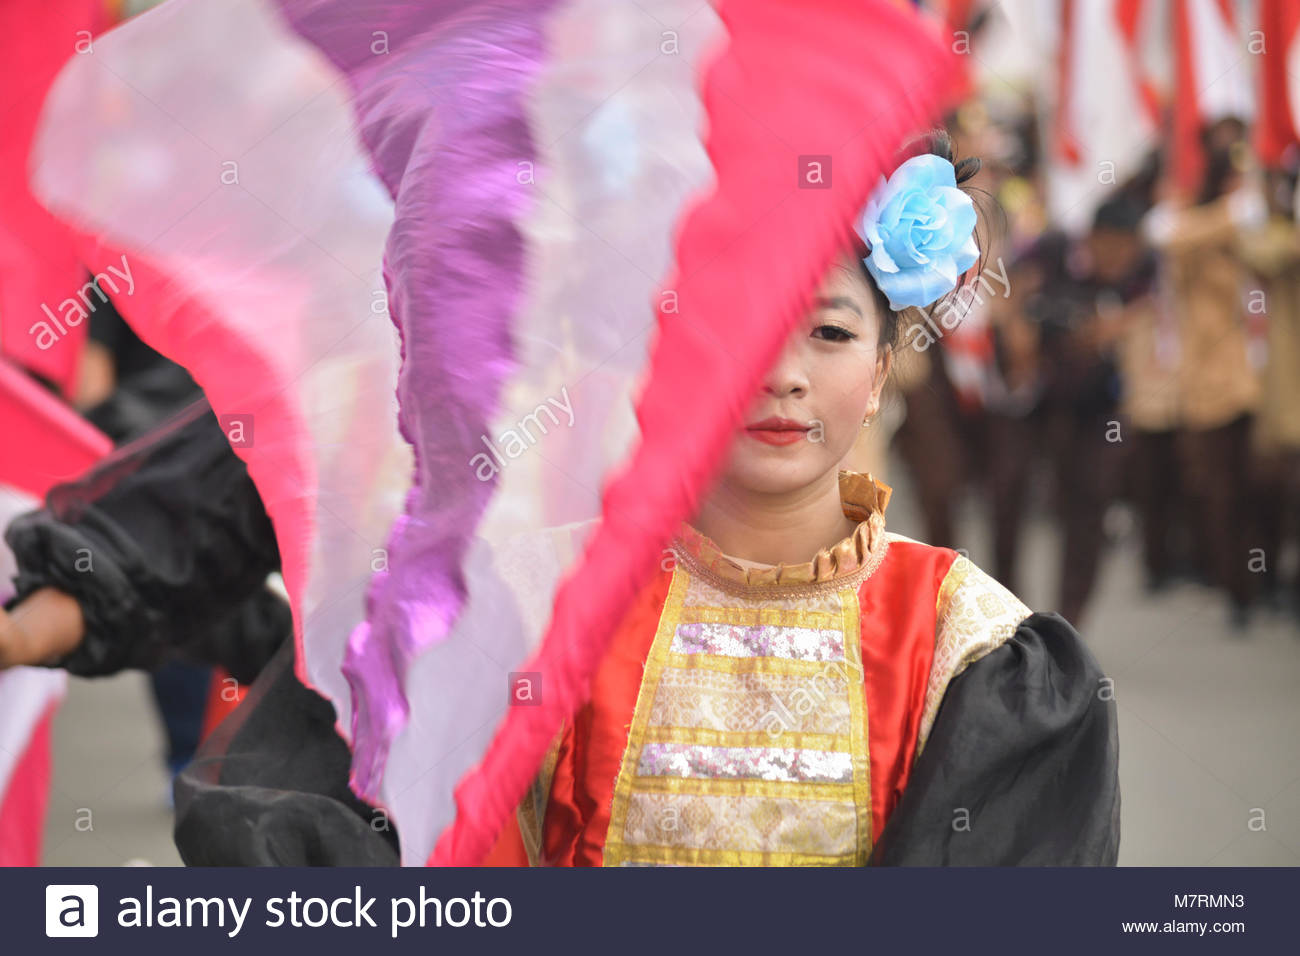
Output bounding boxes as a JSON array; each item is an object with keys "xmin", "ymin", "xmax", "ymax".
[
  {"xmin": 914, "ymin": 554, "xmax": 1029, "ymax": 757},
  {"xmin": 601, "ymin": 483, "xmax": 891, "ymax": 866}
]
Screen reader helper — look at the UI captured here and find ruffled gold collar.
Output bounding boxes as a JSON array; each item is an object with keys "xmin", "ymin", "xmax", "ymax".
[{"xmin": 671, "ymin": 470, "xmax": 891, "ymax": 594}]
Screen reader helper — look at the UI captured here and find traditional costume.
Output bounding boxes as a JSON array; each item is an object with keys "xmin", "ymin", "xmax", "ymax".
[{"xmin": 499, "ymin": 472, "xmax": 1118, "ymax": 866}]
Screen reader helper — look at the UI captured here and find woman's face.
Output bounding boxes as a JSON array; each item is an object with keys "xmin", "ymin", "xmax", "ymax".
[{"xmin": 715, "ymin": 254, "xmax": 892, "ymax": 497}]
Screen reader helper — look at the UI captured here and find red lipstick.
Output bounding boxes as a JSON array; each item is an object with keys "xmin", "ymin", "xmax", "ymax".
[{"xmin": 745, "ymin": 417, "xmax": 811, "ymax": 446}]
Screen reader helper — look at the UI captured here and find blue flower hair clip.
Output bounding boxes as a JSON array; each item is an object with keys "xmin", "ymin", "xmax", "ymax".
[{"xmin": 854, "ymin": 153, "xmax": 979, "ymax": 311}]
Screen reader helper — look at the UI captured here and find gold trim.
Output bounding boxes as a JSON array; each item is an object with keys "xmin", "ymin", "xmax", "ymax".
[
  {"xmin": 665, "ymin": 651, "xmax": 859, "ymax": 678},
  {"xmin": 668, "ymin": 470, "xmax": 893, "ymax": 597},
  {"xmin": 672, "ymin": 529, "xmax": 890, "ymax": 600},
  {"xmin": 627, "ymin": 775, "xmax": 856, "ymax": 802},
  {"xmin": 603, "ymin": 567, "xmax": 692, "ymax": 867},
  {"xmin": 915, "ymin": 557, "xmax": 1029, "ymax": 759},
  {"xmin": 935, "ymin": 552, "xmax": 971, "ymax": 616},
  {"xmin": 840, "ymin": 585, "xmax": 873, "ymax": 860},
  {"xmin": 640, "ymin": 724, "xmax": 853, "ymax": 752},
  {"xmin": 615, "ymin": 845, "xmax": 860, "ymax": 867},
  {"xmin": 678, "ymin": 605, "xmax": 838, "ymax": 629}
]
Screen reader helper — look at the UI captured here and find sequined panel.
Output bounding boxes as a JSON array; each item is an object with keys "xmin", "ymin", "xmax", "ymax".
[
  {"xmin": 636, "ymin": 743, "xmax": 854, "ymax": 783},
  {"xmin": 671, "ymin": 621, "xmax": 844, "ymax": 661}
]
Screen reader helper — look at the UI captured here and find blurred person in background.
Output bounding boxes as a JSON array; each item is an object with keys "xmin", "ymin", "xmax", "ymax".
[
  {"xmin": 1109, "ymin": 153, "xmax": 1197, "ymax": 598},
  {"xmin": 1142, "ymin": 117, "xmax": 1264, "ymax": 629},
  {"xmin": 1117, "ymin": 235, "xmax": 1190, "ymax": 598},
  {"xmin": 968, "ymin": 113, "xmax": 1053, "ymax": 600},
  {"xmin": 1017, "ymin": 196, "xmax": 1155, "ymax": 628},
  {"xmin": 1237, "ymin": 152, "xmax": 1300, "ymax": 620},
  {"xmin": 889, "ymin": 334, "xmax": 969, "ymax": 551}
]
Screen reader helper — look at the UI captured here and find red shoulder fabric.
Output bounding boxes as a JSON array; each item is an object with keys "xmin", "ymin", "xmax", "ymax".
[
  {"xmin": 479, "ymin": 561, "xmax": 669, "ymax": 869},
  {"xmin": 858, "ymin": 539, "xmax": 959, "ymax": 844},
  {"xmin": 542, "ymin": 569, "xmax": 674, "ymax": 866}
]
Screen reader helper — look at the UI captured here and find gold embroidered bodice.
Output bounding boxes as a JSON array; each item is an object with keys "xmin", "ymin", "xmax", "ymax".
[{"xmin": 600, "ymin": 472, "xmax": 892, "ymax": 866}]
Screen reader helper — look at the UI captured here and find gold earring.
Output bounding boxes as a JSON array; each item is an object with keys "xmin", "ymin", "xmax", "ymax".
[{"xmin": 861, "ymin": 416, "xmax": 872, "ymax": 428}]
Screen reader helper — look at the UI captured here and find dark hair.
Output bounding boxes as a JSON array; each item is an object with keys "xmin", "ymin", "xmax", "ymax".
[
  {"xmin": 851, "ymin": 128, "xmax": 987, "ymax": 351},
  {"xmin": 1197, "ymin": 116, "xmax": 1247, "ymax": 206},
  {"xmin": 1092, "ymin": 193, "xmax": 1145, "ymax": 234}
]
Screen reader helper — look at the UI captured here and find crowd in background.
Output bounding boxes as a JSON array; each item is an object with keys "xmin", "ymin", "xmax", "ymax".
[{"xmin": 882, "ymin": 94, "xmax": 1300, "ymax": 632}]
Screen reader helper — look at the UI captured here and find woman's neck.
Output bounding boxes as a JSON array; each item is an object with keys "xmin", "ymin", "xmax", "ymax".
[{"xmin": 690, "ymin": 470, "xmax": 858, "ymax": 567}]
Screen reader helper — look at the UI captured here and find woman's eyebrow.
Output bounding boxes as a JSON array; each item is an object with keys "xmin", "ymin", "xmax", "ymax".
[{"xmin": 813, "ymin": 295, "xmax": 863, "ymax": 317}]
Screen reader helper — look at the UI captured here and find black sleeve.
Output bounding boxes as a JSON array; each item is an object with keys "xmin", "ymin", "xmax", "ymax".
[
  {"xmin": 4, "ymin": 398, "xmax": 283, "ymax": 680},
  {"xmin": 174, "ymin": 638, "xmax": 399, "ymax": 866},
  {"xmin": 82, "ymin": 360, "xmax": 200, "ymax": 444},
  {"xmin": 84, "ymin": 278, "xmax": 201, "ymax": 443},
  {"xmin": 869, "ymin": 611, "xmax": 1121, "ymax": 866}
]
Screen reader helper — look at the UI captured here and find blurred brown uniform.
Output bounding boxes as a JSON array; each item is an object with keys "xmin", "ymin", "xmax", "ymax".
[
  {"xmin": 1154, "ymin": 194, "xmax": 1261, "ymax": 613},
  {"xmin": 1238, "ymin": 216, "xmax": 1300, "ymax": 602}
]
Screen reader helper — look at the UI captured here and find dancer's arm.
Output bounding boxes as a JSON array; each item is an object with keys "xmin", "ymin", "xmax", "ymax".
[{"xmin": 2, "ymin": 398, "xmax": 285, "ymax": 681}]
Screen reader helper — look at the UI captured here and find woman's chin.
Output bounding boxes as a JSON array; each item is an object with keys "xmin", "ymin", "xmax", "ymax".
[{"xmin": 722, "ymin": 447, "xmax": 835, "ymax": 497}]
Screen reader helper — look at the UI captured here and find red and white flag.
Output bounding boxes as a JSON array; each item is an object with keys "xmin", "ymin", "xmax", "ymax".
[
  {"xmin": 1255, "ymin": 0, "xmax": 1300, "ymax": 167},
  {"xmin": 1011, "ymin": 0, "xmax": 1162, "ymax": 232},
  {"xmin": 1172, "ymin": 0, "xmax": 1255, "ymax": 194}
]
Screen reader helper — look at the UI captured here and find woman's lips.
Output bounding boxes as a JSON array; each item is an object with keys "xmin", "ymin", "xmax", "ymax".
[{"xmin": 745, "ymin": 417, "xmax": 811, "ymax": 446}]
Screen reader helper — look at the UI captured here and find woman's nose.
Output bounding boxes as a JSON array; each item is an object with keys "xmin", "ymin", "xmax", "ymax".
[{"xmin": 761, "ymin": 343, "xmax": 809, "ymax": 398}]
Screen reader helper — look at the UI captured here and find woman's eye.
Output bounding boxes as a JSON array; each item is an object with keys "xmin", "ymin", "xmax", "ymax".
[{"xmin": 812, "ymin": 324, "xmax": 857, "ymax": 342}]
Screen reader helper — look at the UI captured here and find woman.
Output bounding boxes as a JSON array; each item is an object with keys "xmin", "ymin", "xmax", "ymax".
[
  {"xmin": 3, "ymin": 135, "xmax": 1119, "ymax": 867},
  {"xmin": 504, "ymin": 135, "xmax": 1119, "ymax": 867}
]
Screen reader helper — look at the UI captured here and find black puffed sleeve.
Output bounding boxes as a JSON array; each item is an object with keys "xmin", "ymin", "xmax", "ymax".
[
  {"xmin": 869, "ymin": 611, "xmax": 1120, "ymax": 865},
  {"xmin": 4, "ymin": 398, "xmax": 284, "ymax": 680},
  {"xmin": 174, "ymin": 638, "xmax": 399, "ymax": 866}
]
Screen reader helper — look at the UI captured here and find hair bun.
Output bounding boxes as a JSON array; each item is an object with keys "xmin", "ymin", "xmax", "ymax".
[
  {"xmin": 898, "ymin": 128, "xmax": 980, "ymax": 184},
  {"xmin": 953, "ymin": 156, "xmax": 981, "ymax": 184}
]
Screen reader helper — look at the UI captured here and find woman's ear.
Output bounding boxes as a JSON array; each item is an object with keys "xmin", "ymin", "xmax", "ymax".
[{"xmin": 865, "ymin": 347, "xmax": 893, "ymax": 418}]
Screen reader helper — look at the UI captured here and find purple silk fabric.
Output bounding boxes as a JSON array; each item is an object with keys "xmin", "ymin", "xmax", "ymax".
[{"xmin": 271, "ymin": 0, "xmax": 556, "ymax": 798}]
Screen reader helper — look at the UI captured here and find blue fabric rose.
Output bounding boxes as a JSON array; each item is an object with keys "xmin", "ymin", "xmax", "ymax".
[{"xmin": 855, "ymin": 153, "xmax": 979, "ymax": 310}]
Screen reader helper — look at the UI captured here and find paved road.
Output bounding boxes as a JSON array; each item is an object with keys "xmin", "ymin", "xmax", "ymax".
[{"xmin": 38, "ymin": 475, "xmax": 1300, "ymax": 866}]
